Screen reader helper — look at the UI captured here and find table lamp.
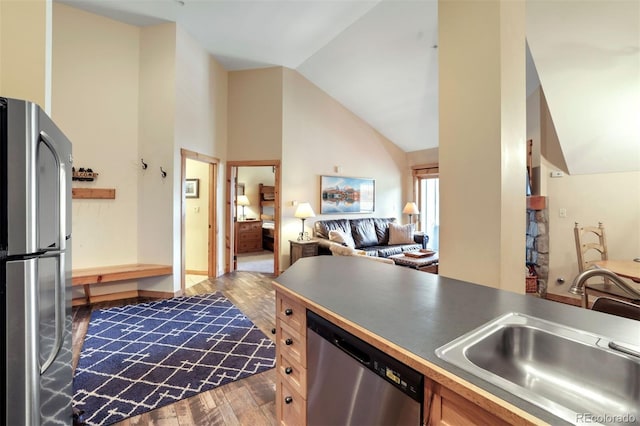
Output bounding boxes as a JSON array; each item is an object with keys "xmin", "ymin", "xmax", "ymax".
[
  {"xmin": 237, "ymin": 195, "xmax": 250, "ymax": 221},
  {"xmin": 294, "ymin": 202, "xmax": 316, "ymax": 241},
  {"xmin": 403, "ymin": 202, "xmax": 420, "ymax": 224}
]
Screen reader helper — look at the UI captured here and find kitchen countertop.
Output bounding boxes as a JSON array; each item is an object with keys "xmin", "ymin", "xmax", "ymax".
[{"xmin": 273, "ymin": 256, "xmax": 640, "ymax": 425}]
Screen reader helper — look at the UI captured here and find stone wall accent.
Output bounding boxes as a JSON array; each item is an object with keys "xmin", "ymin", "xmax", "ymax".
[{"xmin": 526, "ymin": 203, "xmax": 549, "ymax": 295}]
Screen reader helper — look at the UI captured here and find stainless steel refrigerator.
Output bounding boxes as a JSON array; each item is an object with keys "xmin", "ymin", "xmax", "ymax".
[{"xmin": 1, "ymin": 97, "xmax": 73, "ymax": 425}]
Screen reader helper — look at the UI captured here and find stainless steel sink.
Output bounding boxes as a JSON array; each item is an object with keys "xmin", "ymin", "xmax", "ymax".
[{"xmin": 435, "ymin": 313, "xmax": 640, "ymax": 425}]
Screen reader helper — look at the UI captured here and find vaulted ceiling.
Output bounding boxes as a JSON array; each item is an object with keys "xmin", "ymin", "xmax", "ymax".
[{"xmin": 59, "ymin": 0, "xmax": 639, "ymax": 175}]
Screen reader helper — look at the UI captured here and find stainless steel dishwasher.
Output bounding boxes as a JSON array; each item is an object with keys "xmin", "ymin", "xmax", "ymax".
[{"xmin": 306, "ymin": 311, "xmax": 423, "ymax": 425}]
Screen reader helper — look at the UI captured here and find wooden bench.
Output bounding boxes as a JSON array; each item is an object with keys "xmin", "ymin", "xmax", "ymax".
[{"xmin": 72, "ymin": 263, "xmax": 173, "ymax": 306}]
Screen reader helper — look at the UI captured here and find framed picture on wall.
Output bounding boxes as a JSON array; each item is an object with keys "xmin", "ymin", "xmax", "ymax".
[
  {"xmin": 320, "ymin": 175, "xmax": 375, "ymax": 214},
  {"xmin": 185, "ymin": 178, "xmax": 200, "ymax": 198}
]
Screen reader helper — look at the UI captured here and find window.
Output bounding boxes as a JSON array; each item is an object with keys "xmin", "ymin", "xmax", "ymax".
[{"xmin": 413, "ymin": 165, "xmax": 439, "ymax": 251}]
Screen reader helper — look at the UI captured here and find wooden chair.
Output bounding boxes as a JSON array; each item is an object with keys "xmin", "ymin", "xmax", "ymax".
[
  {"xmin": 574, "ymin": 222, "xmax": 608, "ymax": 273},
  {"xmin": 574, "ymin": 222, "xmax": 633, "ymax": 307}
]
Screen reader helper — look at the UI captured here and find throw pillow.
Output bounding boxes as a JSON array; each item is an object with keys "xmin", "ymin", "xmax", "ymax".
[
  {"xmin": 388, "ymin": 223, "xmax": 415, "ymax": 245},
  {"xmin": 328, "ymin": 229, "xmax": 356, "ymax": 248}
]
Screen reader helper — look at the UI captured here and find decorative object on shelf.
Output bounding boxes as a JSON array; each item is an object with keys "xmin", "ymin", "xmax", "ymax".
[
  {"xmin": 237, "ymin": 195, "xmax": 250, "ymax": 220},
  {"xmin": 72, "ymin": 167, "xmax": 99, "ymax": 182},
  {"xmin": 160, "ymin": 167, "xmax": 167, "ymax": 178},
  {"xmin": 403, "ymin": 202, "xmax": 420, "ymax": 224},
  {"xmin": 294, "ymin": 202, "xmax": 315, "ymax": 241},
  {"xmin": 320, "ymin": 175, "xmax": 375, "ymax": 214},
  {"xmin": 185, "ymin": 178, "xmax": 199, "ymax": 198}
]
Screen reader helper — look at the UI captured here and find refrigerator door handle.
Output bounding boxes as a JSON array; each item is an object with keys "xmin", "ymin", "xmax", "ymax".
[
  {"xmin": 40, "ymin": 252, "xmax": 65, "ymax": 374},
  {"xmin": 37, "ymin": 131, "xmax": 67, "ymax": 252}
]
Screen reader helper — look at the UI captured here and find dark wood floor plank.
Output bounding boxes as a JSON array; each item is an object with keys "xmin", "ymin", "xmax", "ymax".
[{"xmin": 73, "ymin": 272, "xmax": 277, "ymax": 426}]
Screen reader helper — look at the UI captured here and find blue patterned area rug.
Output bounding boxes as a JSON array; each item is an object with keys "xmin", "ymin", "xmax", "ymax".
[{"xmin": 73, "ymin": 293, "xmax": 276, "ymax": 426}]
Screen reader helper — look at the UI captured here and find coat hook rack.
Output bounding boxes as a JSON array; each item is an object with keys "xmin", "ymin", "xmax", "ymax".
[
  {"xmin": 141, "ymin": 158, "xmax": 148, "ymax": 170},
  {"xmin": 160, "ymin": 167, "xmax": 167, "ymax": 178}
]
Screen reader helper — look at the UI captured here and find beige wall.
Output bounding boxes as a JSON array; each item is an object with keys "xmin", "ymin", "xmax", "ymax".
[
  {"xmin": 185, "ymin": 159, "xmax": 210, "ymax": 272},
  {"xmin": 52, "ymin": 3, "xmax": 141, "ymax": 297},
  {"xmin": 137, "ymin": 23, "xmax": 177, "ymax": 292},
  {"xmin": 439, "ymin": 0, "xmax": 526, "ymax": 292},
  {"xmin": 1, "ymin": 0, "xmax": 49, "ymax": 109},
  {"xmin": 545, "ymin": 168, "xmax": 640, "ymax": 296},
  {"xmin": 174, "ymin": 26, "xmax": 228, "ymax": 277},
  {"xmin": 53, "ymin": 4, "xmax": 231, "ymax": 294},
  {"xmin": 281, "ymin": 67, "xmax": 407, "ymax": 267},
  {"xmin": 228, "ymin": 67, "xmax": 283, "ymax": 161},
  {"xmin": 527, "ymin": 64, "xmax": 640, "ymax": 298}
]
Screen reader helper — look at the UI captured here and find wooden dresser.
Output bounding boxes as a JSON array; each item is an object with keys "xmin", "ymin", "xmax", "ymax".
[
  {"xmin": 235, "ymin": 220, "xmax": 262, "ymax": 253},
  {"xmin": 275, "ymin": 292, "xmax": 307, "ymax": 425}
]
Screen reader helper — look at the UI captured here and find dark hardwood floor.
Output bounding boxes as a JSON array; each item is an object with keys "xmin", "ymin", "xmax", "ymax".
[{"xmin": 72, "ymin": 271, "xmax": 278, "ymax": 426}]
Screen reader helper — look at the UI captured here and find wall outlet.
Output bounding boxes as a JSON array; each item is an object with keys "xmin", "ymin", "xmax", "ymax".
[{"xmin": 559, "ymin": 208, "xmax": 567, "ymax": 218}]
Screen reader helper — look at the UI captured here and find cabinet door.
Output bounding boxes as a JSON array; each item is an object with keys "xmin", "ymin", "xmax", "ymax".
[{"xmin": 425, "ymin": 381, "xmax": 510, "ymax": 426}]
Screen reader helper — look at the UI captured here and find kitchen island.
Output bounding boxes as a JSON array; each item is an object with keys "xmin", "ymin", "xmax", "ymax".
[{"xmin": 272, "ymin": 256, "xmax": 640, "ymax": 425}]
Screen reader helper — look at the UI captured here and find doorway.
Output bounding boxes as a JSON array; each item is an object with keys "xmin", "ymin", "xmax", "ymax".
[
  {"xmin": 181, "ymin": 149, "xmax": 219, "ymax": 293},
  {"xmin": 226, "ymin": 161, "xmax": 281, "ymax": 275}
]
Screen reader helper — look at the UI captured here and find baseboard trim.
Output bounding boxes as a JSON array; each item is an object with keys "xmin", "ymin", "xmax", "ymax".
[
  {"xmin": 186, "ymin": 269, "xmax": 208, "ymax": 276},
  {"xmin": 72, "ymin": 289, "xmax": 181, "ymax": 306},
  {"xmin": 138, "ymin": 289, "xmax": 181, "ymax": 299},
  {"xmin": 544, "ymin": 292, "xmax": 581, "ymax": 307}
]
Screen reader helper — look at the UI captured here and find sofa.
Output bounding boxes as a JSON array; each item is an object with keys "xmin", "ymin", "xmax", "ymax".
[{"xmin": 313, "ymin": 217, "xmax": 427, "ymax": 257}]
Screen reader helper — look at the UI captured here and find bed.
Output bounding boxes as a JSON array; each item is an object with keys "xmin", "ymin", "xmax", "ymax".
[{"xmin": 260, "ymin": 183, "xmax": 276, "ymax": 251}]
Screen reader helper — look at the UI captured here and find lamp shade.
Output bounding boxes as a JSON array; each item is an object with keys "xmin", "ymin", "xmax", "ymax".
[
  {"xmin": 236, "ymin": 195, "xmax": 250, "ymax": 206},
  {"xmin": 294, "ymin": 202, "xmax": 316, "ymax": 219},
  {"xmin": 402, "ymin": 202, "xmax": 420, "ymax": 215}
]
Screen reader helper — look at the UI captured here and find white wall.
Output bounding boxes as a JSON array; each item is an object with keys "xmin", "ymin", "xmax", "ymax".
[{"xmin": 281, "ymin": 68, "xmax": 407, "ymax": 267}]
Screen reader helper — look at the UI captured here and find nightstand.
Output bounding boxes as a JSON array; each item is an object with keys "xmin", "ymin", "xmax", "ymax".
[{"xmin": 289, "ymin": 240, "xmax": 319, "ymax": 266}]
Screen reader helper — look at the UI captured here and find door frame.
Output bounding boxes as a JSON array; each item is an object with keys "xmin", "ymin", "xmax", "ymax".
[
  {"xmin": 226, "ymin": 160, "xmax": 281, "ymax": 275},
  {"xmin": 180, "ymin": 149, "xmax": 219, "ymax": 292}
]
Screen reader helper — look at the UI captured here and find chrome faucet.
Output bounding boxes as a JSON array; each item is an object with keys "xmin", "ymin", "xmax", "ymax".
[{"xmin": 569, "ymin": 268, "xmax": 640, "ymax": 303}]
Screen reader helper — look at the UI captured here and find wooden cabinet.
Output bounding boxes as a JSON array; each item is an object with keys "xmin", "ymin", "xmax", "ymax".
[
  {"xmin": 235, "ymin": 220, "xmax": 262, "ymax": 253},
  {"xmin": 275, "ymin": 292, "xmax": 307, "ymax": 426},
  {"xmin": 424, "ymin": 378, "xmax": 510, "ymax": 426},
  {"xmin": 272, "ymin": 286, "xmax": 538, "ymax": 426},
  {"xmin": 289, "ymin": 240, "xmax": 318, "ymax": 266}
]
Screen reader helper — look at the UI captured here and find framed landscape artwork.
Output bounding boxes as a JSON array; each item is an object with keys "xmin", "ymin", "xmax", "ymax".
[{"xmin": 320, "ymin": 175, "xmax": 375, "ymax": 214}]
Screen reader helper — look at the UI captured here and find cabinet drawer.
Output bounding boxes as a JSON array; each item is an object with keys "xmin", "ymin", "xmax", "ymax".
[
  {"xmin": 300, "ymin": 245, "xmax": 318, "ymax": 256},
  {"xmin": 277, "ymin": 378, "xmax": 306, "ymax": 426},
  {"xmin": 277, "ymin": 350, "xmax": 307, "ymax": 399},
  {"xmin": 237, "ymin": 240, "xmax": 262, "ymax": 253},
  {"xmin": 277, "ymin": 294, "xmax": 306, "ymax": 334},
  {"xmin": 238, "ymin": 221, "xmax": 262, "ymax": 232},
  {"xmin": 277, "ymin": 321, "xmax": 306, "ymax": 367}
]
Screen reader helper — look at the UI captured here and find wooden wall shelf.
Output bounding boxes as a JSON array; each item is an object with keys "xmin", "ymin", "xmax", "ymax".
[{"xmin": 72, "ymin": 188, "xmax": 116, "ymax": 199}]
